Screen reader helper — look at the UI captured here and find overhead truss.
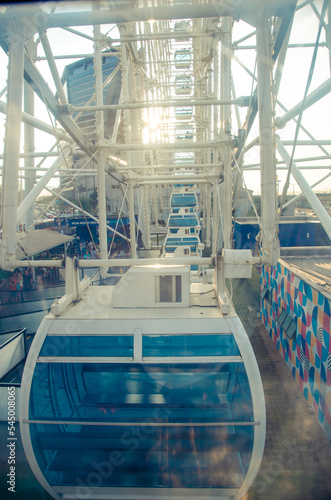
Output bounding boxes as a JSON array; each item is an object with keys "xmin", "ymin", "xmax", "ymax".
[{"xmin": 0, "ymin": 0, "xmax": 330, "ymax": 270}]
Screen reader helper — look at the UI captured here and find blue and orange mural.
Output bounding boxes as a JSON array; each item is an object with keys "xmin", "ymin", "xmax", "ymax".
[{"xmin": 261, "ymin": 261, "xmax": 331, "ymax": 442}]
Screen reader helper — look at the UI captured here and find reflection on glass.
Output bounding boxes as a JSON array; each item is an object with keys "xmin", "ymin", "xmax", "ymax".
[
  {"xmin": 29, "ymin": 422, "xmax": 254, "ymax": 488},
  {"xmin": 29, "ymin": 361, "xmax": 254, "ymax": 489},
  {"xmin": 143, "ymin": 334, "xmax": 240, "ymax": 357},
  {"xmin": 40, "ymin": 335, "xmax": 133, "ymax": 357},
  {"xmin": 30, "ymin": 362, "xmax": 253, "ymax": 423}
]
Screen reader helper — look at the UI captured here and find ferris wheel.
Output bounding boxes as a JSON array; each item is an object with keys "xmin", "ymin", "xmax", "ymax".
[{"xmin": 0, "ymin": 0, "xmax": 329, "ymax": 270}]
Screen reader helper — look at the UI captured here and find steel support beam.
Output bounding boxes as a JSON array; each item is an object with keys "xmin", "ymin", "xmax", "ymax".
[
  {"xmin": 275, "ymin": 78, "xmax": 331, "ymax": 129},
  {"xmin": 94, "ymin": 21, "xmax": 108, "ymax": 269},
  {"xmin": 1, "ymin": 35, "xmax": 24, "ymax": 269},
  {"xmin": 103, "ymin": 140, "xmax": 224, "ymax": 152},
  {"xmin": 0, "ymin": 100, "xmax": 70, "ymax": 141},
  {"xmin": 282, "ymin": 171, "xmax": 331, "ymax": 209},
  {"xmin": 128, "ymin": 182, "xmax": 137, "ymax": 259},
  {"xmin": 44, "ymin": 188, "xmax": 130, "ymax": 243},
  {"xmin": 39, "ymin": 31, "xmax": 68, "ymax": 106},
  {"xmin": 78, "ymin": 257, "xmax": 214, "ymax": 268},
  {"xmin": 0, "ymin": 33, "xmax": 94, "ymax": 157},
  {"xmin": 256, "ymin": 19, "xmax": 280, "ymax": 265},
  {"xmin": 221, "ymin": 17, "xmax": 232, "ymax": 250},
  {"xmin": 24, "ymin": 38, "xmax": 36, "ymax": 231},
  {"xmin": 2, "ymin": 1, "xmax": 293, "ymax": 28},
  {"xmin": 67, "ymin": 97, "xmax": 250, "ymax": 112},
  {"xmin": 17, "ymin": 146, "xmax": 72, "ymax": 224}
]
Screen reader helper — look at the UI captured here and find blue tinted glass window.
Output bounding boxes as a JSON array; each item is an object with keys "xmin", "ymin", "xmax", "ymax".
[
  {"xmin": 175, "ymin": 105, "xmax": 193, "ymax": 116},
  {"xmin": 165, "ymin": 239, "xmax": 198, "ymax": 247},
  {"xmin": 29, "ymin": 362, "xmax": 252, "ymax": 423},
  {"xmin": 40, "ymin": 335, "xmax": 133, "ymax": 357},
  {"xmin": 169, "ymin": 216, "xmax": 198, "ymax": 227},
  {"xmin": 171, "ymin": 194, "xmax": 197, "ymax": 207},
  {"xmin": 29, "ymin": 422, "xmax": 253, "ymax": 488},
  {"xmin": 143, "ymin": 334, "xmax": 240, "ymax": 357}
]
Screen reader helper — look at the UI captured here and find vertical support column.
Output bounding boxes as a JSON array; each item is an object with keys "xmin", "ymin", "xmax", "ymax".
[
  {"xmin": 256, "ymin": 18, "xmax": 280, "ymax": 265},
  {"xmin": 152, "ymin": 185, "xmax": 159, "ymax": 229},
  {"xmin": 206, "ymin": 184, "xmax": 212, "ymax": 247},
  {"xmin": 221, "ymin": 16, "xmax": 232, "ymax": 250},
  {"xmin": 328, "ymin": 0, "xmax": 331, "ymax": 73},
  {"xmin": 202, "ymin": 185, "xmax": 207, "ymax": 230},
  {"xmin": 212, "ymin": 181, "xmax": 219, "ymax": 255},
  {"xmin": 128, "ymin": 181, "xmax": 137, "ymax": 258},
  {"xmin": 1, "ymin": 35, "xmax": 24, "ymax": 269},
  {"xmin": 120, "ymin": 26, "xmax": 138, "ymax": 253},
  {"xmin": 213, "ymin": 33, "xmax": 219, "ymax": 139},
  {"xmin": 143, "ymin": 185, "xmax": 151, "ymax": 249},
  {"xmin": 24, "ymin": 38, "xmax": 36, "ymax": 231},
  {"xmin": 94, "ymin": 23, "xmax": 108, "ymax": 271}
]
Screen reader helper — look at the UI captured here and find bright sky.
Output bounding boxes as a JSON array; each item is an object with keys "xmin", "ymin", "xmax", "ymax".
[{"xmin": 0, "ymin": 0, "xmax": 330, "ymax": 197}]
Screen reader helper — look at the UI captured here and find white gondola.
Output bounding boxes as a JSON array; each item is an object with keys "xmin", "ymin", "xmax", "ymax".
[
  {"xmin": 173, "ymin": 150, "xmax": 196, "ymax": 164},
  {"xmin": 170, "ymin": 191, "xmax": 198, "ymax": 212},
  {"xmin": 174, "ymin": 75, "xmax": 192, "ymax": 95},
  {"xmin": 174, "ymin": 20, "xmax": 191, "ymax": 41},
  {"xmin": 20, "ymin": 257, "xmax": 265, "ymax": 500},
  {"xmin": 175, "ymin": 106, "xmax": 193, "ymax": 120},
  {"xmin": 175, "ymin": 125, "xmax": 194, "ymax": 140},
  {"xmin": 167, "ymin": 213, "xmax": 201, "ymax": 236},
  {"xmin": 174, "ymin": 48, "xmax": 191, "ymax": 69}
]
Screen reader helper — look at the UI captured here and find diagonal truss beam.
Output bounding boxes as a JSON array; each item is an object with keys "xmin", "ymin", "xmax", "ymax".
[
  {"xmin": 277, "ymin": 138, "xmax": 331, "ymax": 240},
  {"xmin": 0, "ymin": 33, "xmax": 95, "ymax": 157},
  {"xmin": 275, "ymin": 77, "xmax": 331, "ymax": 129}
]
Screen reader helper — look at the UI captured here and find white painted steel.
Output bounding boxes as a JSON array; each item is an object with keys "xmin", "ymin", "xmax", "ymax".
[
  {"xmin": 94, "ymin": 21, "xmax": 108, "ymax": 269},
  {"xmin": 1, "ymin": 36, "xmax": 25, "ymax": 268},
  {"xmin": 256, "ymin": 20, "xmax": 280, "ymax": 265},
  {"xmin": 16, "ymin": 146, "xmax": 72, "ymax": 224}
]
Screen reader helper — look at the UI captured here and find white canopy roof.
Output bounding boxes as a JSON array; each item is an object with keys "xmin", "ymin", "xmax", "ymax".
[{"xmin": 16, "ymin": 230, "xmax": 74, "ymax": 259}]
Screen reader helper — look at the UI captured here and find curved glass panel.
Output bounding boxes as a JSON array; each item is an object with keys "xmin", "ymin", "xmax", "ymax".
[
  {"xmin": 29, "ymin": 362, "xmax": 253, "ymax": 423},
  {"xmin": 29, "ymin": 422, "xmax": 254, "ymax": 488},
  {"xmin": 40, "ymin": 335, "xmax": 133, "ymax": 357},
  {"xmin": 28, "ymin": 361, "xmax": 254, "ymax": 490},
  {"xmin": 143, "ymin": 334, "xmax": 240, "ymax": 357}
]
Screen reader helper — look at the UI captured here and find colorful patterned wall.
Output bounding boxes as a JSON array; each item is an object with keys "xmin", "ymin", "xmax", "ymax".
[{"xmin": 261, "ymin": 262, "xmax": 331, "ymax": 442}]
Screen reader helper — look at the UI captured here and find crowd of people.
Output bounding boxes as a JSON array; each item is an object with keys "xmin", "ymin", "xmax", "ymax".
[
  {"xmin": 67, "ymin": 239, "xmax": 100, "ymax": 259},
  {"xmin": 67, "ymin": 238, "xmax": 125, "ymax": 259},
  {"xmin": 0, "ymin": 266, "xmax": 60, "ymax": 303}
]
